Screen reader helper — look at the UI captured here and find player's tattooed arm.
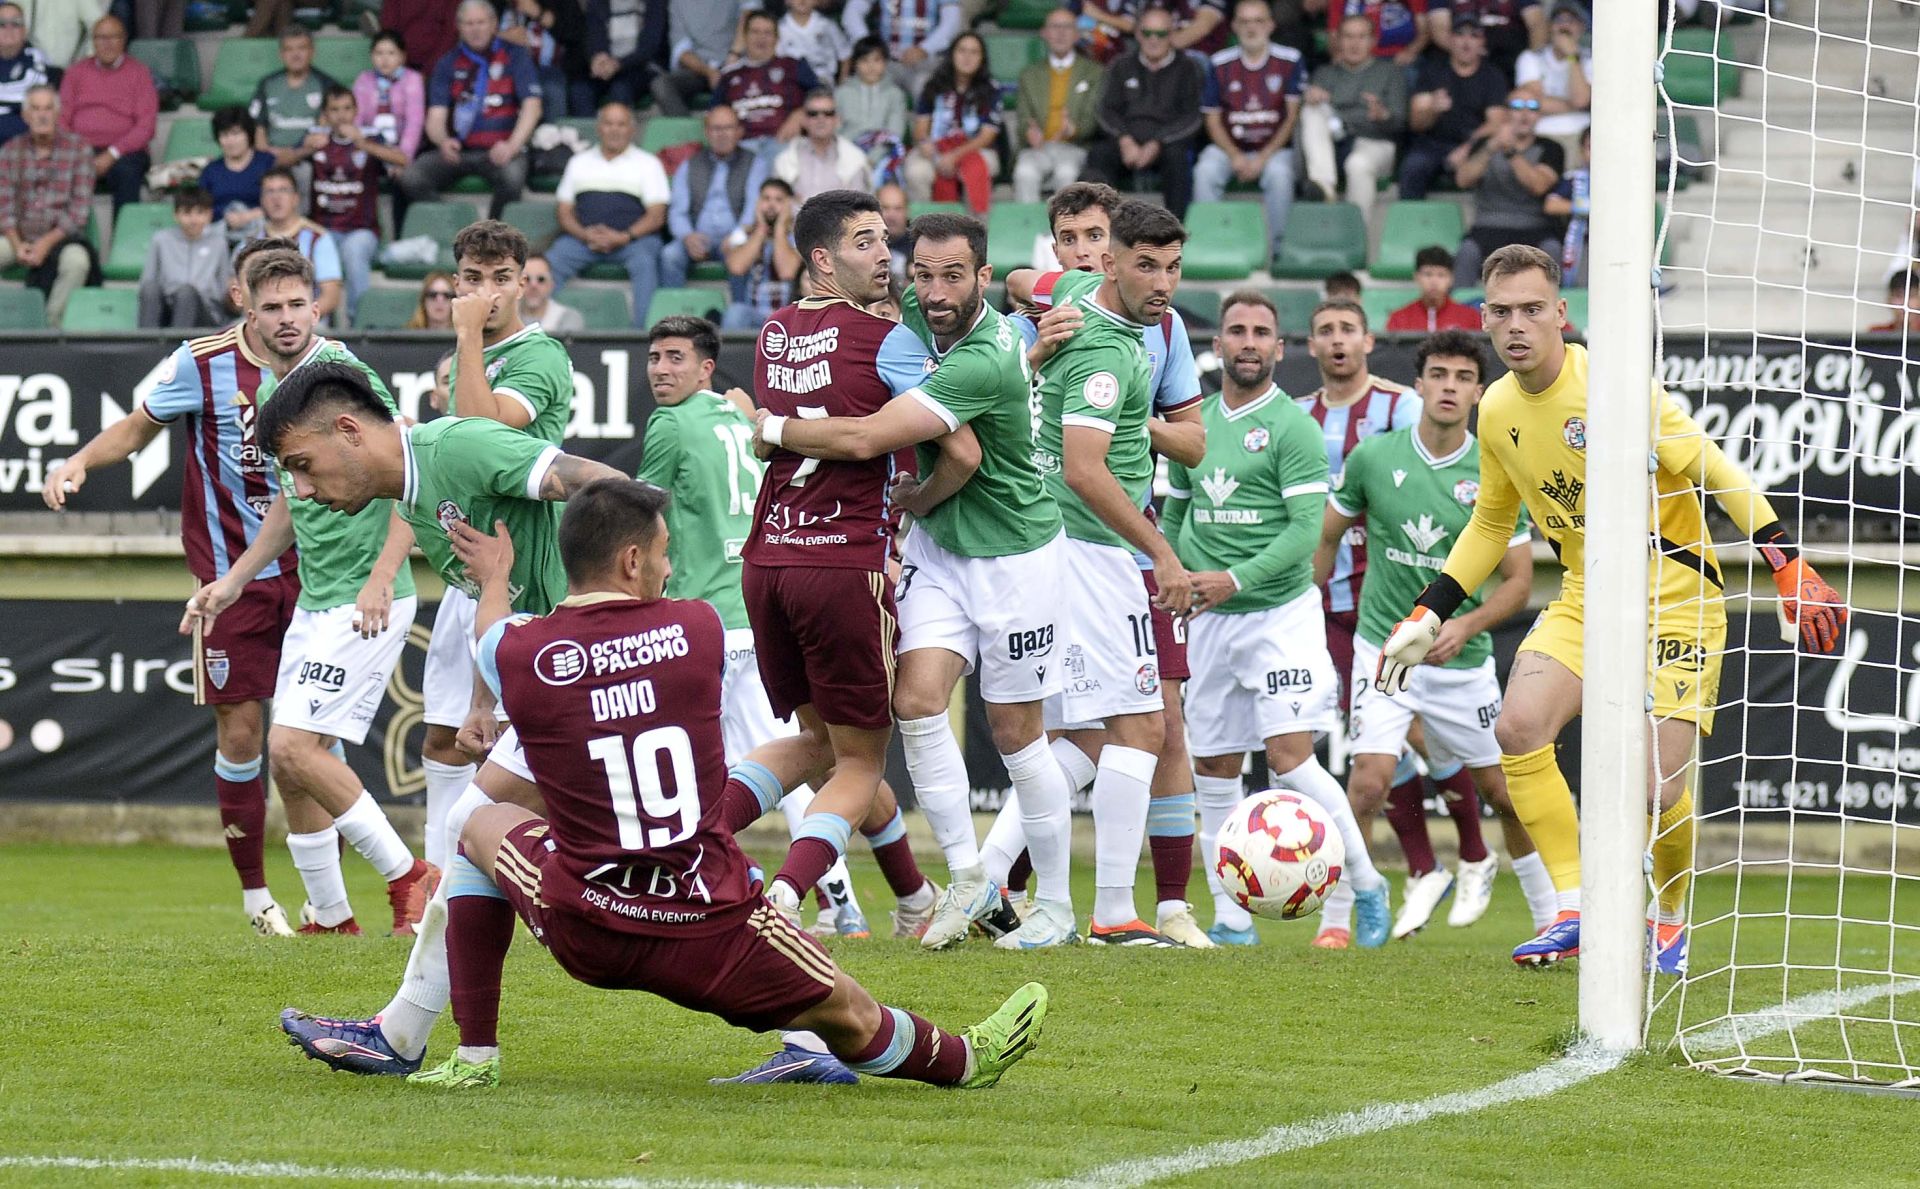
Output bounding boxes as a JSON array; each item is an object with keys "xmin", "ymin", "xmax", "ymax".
[
  {"xmin": 179, "ymin": 495, "xmax": 296, "ymax": 635},
  {"xmin": 43, "ymin": 407, "xmax": 167, "ymax": 509},
  {"xmin": 1147, "ymin": 403, "xmax": 1206, "ymax": 468},
  {"xmin": 535, "ymin": 452, "xmax": 628, "ymax": 501},
  {"xmin": 890, "ymin": 425, "xmax": 982, "ymax": 517}
]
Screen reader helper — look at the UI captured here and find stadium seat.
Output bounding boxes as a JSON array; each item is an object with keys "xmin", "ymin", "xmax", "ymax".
[
  {"xmin": 1661, "ymin": 54, "xmax": 1732, "ymax": 107},
  {"xmin": 1361, "ymin": 285, "xmax": 1419, "ymax": 330},
  {"xmin": 354, "ymin": 286, "xmax": 420, "ymax": 329},
  {"xmin": 643, "ymin": 286, "xmax": 725, "ymax": 325},
  {"xmin": 162, "ymin": 118, "xmax": 219, "ymax": 165},
  {"xmin": 998, "ymin": 0, "xmax": 1053, "ymax": 28},
  {"xmin": 986, "ymin": 201, "xmax": 1048, "ymax": 275},
  {"xmin": 312, "ymin": 37, "xmax": 372, "ymax": 88},
  {"xmin": 985, "ymin": 33, "xmax": 1042, "ymax": 87},
  {"xmin": 383, "ymin": 203, "xmax": 468, "ymax": 279},
  {"xmin": 1183, "ymin": 201, "xmax": 1268, "ymax": 281},
  {"xmin": 203, "ymin": 40, "xmax": 283, "ymax": 110},
  {"xmin": 501, "ymin": 201, "xmax": 560, "ymax": 250},
  {"xmin": 910, "ymin": 202, "xmax": 966, "ymax": 220},
  {"xmin": 1270, "ymin": 202, "xmax": 1367, "ymax": 280},
  {"xmin": 570, "ymin": 286, "xmax": 634, "ymax": 329},
  {"xmin": 1562, "ymin": 288, "xmax": 1588, "ymax": 333},
  {"xmin": 103, "ymin": 203, "xmax": 175, "ymax": 281},
  {"xmin": 641, "ymin": 116, "xmax": 704, "ymax": 154},
  {"xmin": 60, "ymin": 287, "xmax": 138, "ymax": 331},
  {"xmin": 1373, "ymin": 202, "xmax": 1465, "ymax": 281},
  {"xmin": 130, "ymin": 39, "xmax": 200, "ymax": 108},
  {"xmin": 0, "ymin": 286, "xmax": 46, "ymax": 328},
  {"xmin": 1263, "ymin": 286, "xmax": 1324, "ymax": 336}
]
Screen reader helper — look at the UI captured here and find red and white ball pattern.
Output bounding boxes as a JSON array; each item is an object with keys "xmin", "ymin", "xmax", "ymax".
[{"xmin": 1212, "ymin": 790, "xmax": 1345, "ymax": 920}]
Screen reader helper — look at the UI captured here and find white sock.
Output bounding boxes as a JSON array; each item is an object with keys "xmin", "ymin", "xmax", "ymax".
[
  {"xmin": 420, "ymin": 759, "xmax": 473, "ymax": 870},
  {"xmin": 1050, "ymin": 736, "xmax": 1098, "ymax": 793},
  {"xmin": 779, "ymin": 786, "xmax": 814, "ymax": 836},
  {"xmin": 333, "ymin": 790, "xmax": 415, "ymax": 881},
  {"xmin": 1195, "ymin": 772, "xmax": 1252, "ymax": 931},
  {"xmin": 1511, "ymin": 852, "xmax": 1559, "ymax": 930},
  {"xmin": 287, "ymin": 826, "xmax": 351, "ymax": 926},
  {"xmin": 378, "ymin": 880, "xmax": 450, "ymax": 1060},
  {"xmin": 898, "ymin": 713, "xmax": 980, "ymax": 874},
  {"xmin": 1321, "ymin": 879, "xmax": 1355, "ymax": 932},
  {"xmin": 980, "ymin": 795, "xmax": 1025, "ymax": 887},
  {"xmin": 817, "ymin": 859, "xmax": 861, "ymax": 911},
  {"xmin": 1274, "ymin": 755, "xmax": 1382, "ymax": 892},
  {"xmin": 1557, "ymin": 886, "xmax": 1582, "ymax": 914},
  {"xmin": 242, "ymin": 886, "xmax": 275, "ymax": 916},
  {"xmin": 456, "ymin": 1045, "xmax": 499, "ymax": 1063},
  {"xmin": 443, "ymin": 782, "xmax": 494, "ymax": 863},
  {"xmin": 1090, "ymin": 744, "xmax": 1156, "ymax": 928},
  {"xmin": 782, "ymin": 1029, "xmax": 829, "ymax": 1054},
  {"xmin": 1003, "ymin": 736, "xmax": 1072, "ymax": 905}
]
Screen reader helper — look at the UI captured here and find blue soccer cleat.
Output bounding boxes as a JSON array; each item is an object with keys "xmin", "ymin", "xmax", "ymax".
[
  {"xmin": 1513, "ymin": 911, "xmax": 1582, "ymax": 967},
  {"xmin": 1208, "ymin": 921, "xmax": 1261, "ymax": 946},
  {"xmin": 1353, "ymin": 885, "xmax": 1392, "ymax": 949},
  {"xmin": 279, "ymin": 1008, "xmax": 421, "ymax": 1076},
  {"xmin": 711, "ymin": 1042, "xmax": 859, "ymax": 1085},
  {"xmin": 1650, "ymin": 921, "xmax": 1689, "ymax": 975}
]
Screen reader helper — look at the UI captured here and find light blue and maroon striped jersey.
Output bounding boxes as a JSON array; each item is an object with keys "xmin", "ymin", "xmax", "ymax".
[{"xmin": 1297, "ymin": 376, "xmax": 1418, "ymax": 614}]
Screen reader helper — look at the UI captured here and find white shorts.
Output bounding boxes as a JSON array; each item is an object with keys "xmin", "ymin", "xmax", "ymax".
[
  {"xmin": 1043, "ymin": 536, "xmax": 1163, "ymax": 728},
  {"xmin": 898, "ymin": 528, "xmax": 1066, "ymax": 705},
  {"xmin": 422, "ymin": 586, "xmax": 478, "ymax": 729},
  {"xmin": 1183, "ymin": 586, "xmax": 1337, "ymax": 757},
  {"xmin": 1349, "ymin": 635, "xmax": 1503, "ymax": 769},
  {"xmin": 487, "ymin": 724, "xmax": 534, "ymax": 782},
  {"xmin": 722, "ymin": 628, "xmax": 798, "ymax": 761},
  {"xmin": 273, "ymin": 596, "xmax": 419, "ymax": 744}
]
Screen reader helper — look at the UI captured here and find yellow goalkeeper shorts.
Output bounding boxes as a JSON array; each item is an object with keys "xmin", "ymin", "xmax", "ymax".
[{"xmin": 1515, "ymin": 594, "xmax": 1726, "ymax": 736}]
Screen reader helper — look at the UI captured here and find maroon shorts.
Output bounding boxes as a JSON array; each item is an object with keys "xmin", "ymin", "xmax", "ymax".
[
  {"xmin": 1140, "ymin": 572, "xmax": 1190, "ymax": 682},
  {"xmin": 1325, "ymin": 607, "xmax": 1358, "ymax": 713},
  {"xmin": 742, "ymin": 562, "xmax": 897, "ymax": 730},
  {"xmin": 195, "ymin": 570, "xmax": 300, "ymax": 705},
  {"xmin": 492, "ymin": 820, "xmax": 838, "ymax": 1031}
]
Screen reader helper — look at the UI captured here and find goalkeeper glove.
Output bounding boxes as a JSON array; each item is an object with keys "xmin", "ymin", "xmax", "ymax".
[
  {"xmin": 1375, "ymin": 606, "xmax": 1442, "ymax": 695},
  {"xmin": 1754, "ymin": 524, "xmax": 1846, "ymax": 654}
]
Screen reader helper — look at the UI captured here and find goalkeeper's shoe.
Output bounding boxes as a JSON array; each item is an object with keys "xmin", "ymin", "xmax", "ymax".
[
  {"xmin": 408, "ymin": 1051, "xmax": 500, "ymax": 1089},
  {"xmin": 1392, "ymin": 869, "xmax": 1454, "ymax": 939},
  {"xmin": 958, "ymin": 982, "xmax": 1049, "ymax": 1089},
  {"xmin": 1513, "ymin": 911, "xmax": 1581, "ymax": 966},
  {"xmin": 249, "ymin": 902, "xmax": 295, "ymax": 938},
  {"xmin": 711, "ymin": 1043, "xmax": 859, "ymax": 1086},
  {"xmin": 1208, "ymin": 921, "xmax": 1261, "ymax": 946},
  {"xmin": 279, "ymin": 1008, "xmax": 420, "ymax": 1076},
  {"xmin": 1353, "ymin": 885, "xmax": 1392, "ymax": 949},
  {"xmin": 1650, "ymin": 921, "xmax": 1690, "ymax": 976},
  {"xmin": 1086, "ymin": 919, "xmax": 1181, "ymax": 947},
  {"xmin": 386, "ymin": 859, "xmax": 441, "ymax": 937},
  {"xmin": 296, "ymin": 902, "xmax": 362, "ymax": 935}
]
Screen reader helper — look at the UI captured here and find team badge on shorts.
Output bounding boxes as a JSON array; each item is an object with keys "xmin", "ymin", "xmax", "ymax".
[
  {"xmin": 205, "ymin": 649, "xmax": 230, "ymax": 690},
  {"xmin": 1562, "ymin": 416, "xmax": 1587, "ymax": 451},
  {"xmin": 534, "ymin": 639, "xmax": 589, "ymax": 686},
  {"xmin": 1135, "ymin": 663, "xmax": 1160, "ymax": 695},
  {"xmin": 437, "ymin": 500, "xmax": 467, "ymax": 531},
  {"xmin": 1243, "ymin": 426, "xmax": 1270, "ymax": 453},
  {"xmin": 1453, "ymin": 478, "xmax": 1479, "ymax": 506}
]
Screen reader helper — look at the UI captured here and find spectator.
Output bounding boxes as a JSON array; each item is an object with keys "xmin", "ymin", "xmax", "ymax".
[
  {"xmin": 837, "ymin": 35, "xmax": 908, "ymax": 183},
  {"xmin": 1543, "ymin": 123, "xmax": 1587, "ymax": 286},
  {"xmin": 1084, "ymin": 6, "xmax": 1205, "ymax": 221},
  {"xmin": 1428, "ymin": 0, "xmax": 1544, "ymax": 80},
  {"xmin": 403, "ymin": 0, "xmax": 544, "ymax": 218},
  {"xmin": 251, "ymin": 167, "xmax": 345, "ymax": 321},
  {"xmin": 244, "ymin": 0, "xmax": 296, "ymax": 39},
  {"xmin": 547, "ymin": 101, "xmax": 670, "ymax": 329},
  {"xmin": 1329, "ymin": 0, "xmax": 1428, "ymax": 66},
  {"xmin": 407, "ymin": 271, "xmax": 456, "ymax": 330},
  {"xmin": 774, "ymin": 88, "xmax": 870, "ymax": 202},
  {"xmin": 56, "ymin": 15, "xmax": 154, "ymax": 216},
  {"xmin": 905, "ymin": 32, "xmax": 999, "ymax": 216},
  {"xmin": 520, "ymin": 252, "xmax": 584, "ymax": 332},
  {"xmin": 1513, "ymin": 0, "xmax": 1589, "ymax": 162},
  {"xmin": 251, "ymin": 28, "xmax": 340, "ymax": 172},
  {"xmin": 1270, "ymin": 0, "xmax": 1318, "ymax": 61},
  {"xmin": 1867, "ymin": 269, "xmax": 1920, "ymax": 334},
  {"xmin": 1011, "ymin": 8, "xmax": 1100, "ymax": 205},
  {"xmin": 0, "ymin": 3, "xmax": 52, "ymax": 147},
  {"xmin": 1324, "ymin": 270, "xmax": 1362, "ymax": 301},
  {"xmin": 840, "ymin": 0, "xmax": 960, "ymax": 99},
  {"xmin": 354, "ymin": 30, "xmax": 427, "ymax": 160},
  {"xmin": 1080, "ymin": 0, "xmax": 1230, "ymax": 57},
  {"xmin": 1386, "ymin": 245, "xmax": 1481, "ymax": 331},
  {"xmin": 203, "ymin": 108, "xmax": 274, "ymax": 240},
  {"xmin": 380, "ymin": 0, "xmax": 460, "ymax": 76},
  {"xmin": 311, "ymin": 86, "xmax": 406, "ymax": 325},
  {"xmin": 1298, "ymin": 15, "xmax": 1406, "ymax": 227},
  {"xmin": 715, "ymin": 12, "xmax": 818, "ymax": 158},
  {"xmin": 723, "ymin": 176, "xmax": 800, "ymax": 330},
  {"xmin": 782, "ymin": 0, "xmax": 852, "ymax": 88},
  {"xmin": 1398, "ymin": 14, "xmax": 1507, "ymax": 199},
  {"xmin": 500, "ymin": 0, "xmax": 586, "ymax": 119},
  {"xmin": 650, "ymin": 0, "xmax": 743, "ymax": 117},
  {"xmin": 581, "ymin": 0, "xmax": 670, "ymax": 115},
  {"xmin": 1452, "ymin": 95, "xmax": 1563, "ymax": 286},
  {"xmin": 0, "ymin": 84, "xmax": 96, "ymax": 322},
  {"xmin": 663, "ymin": 104, "xmax": 767, "ymax": 302},
  {"xmin": 1194, "ymin": 0, "xmax": 1306, "ymax": 260},
  {"xmin": 138, "ymin": 189, "xmax": 231, "ymax": 328},
  {"xmin": 136, "ymin": 0, "xmax": 184, "ymax": 41},
  {"xmin": 878, "ymin": 179, "xmax": 910, "ymax": 277},
  {"xmin": 26, "ymin": 0, "xmax": 93, "ymax": 69}
]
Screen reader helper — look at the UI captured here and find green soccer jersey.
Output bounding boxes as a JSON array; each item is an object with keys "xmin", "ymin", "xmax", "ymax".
[
  {"xmin": 251, "ymin": 71, "xmax": 330, "ymax": 147},
  {"xmin": 899, "ymin": 288, "xmax": 1060, "ymax": 558},
  {"xmin": 257, "ymin": 339, "xmax": 418, "ymax": 612},
  {"xmin": 449, "ymin": 324, "xmax": 576, "ymax": 446},
  {"xmin": 1328, "ymin": 427, "xmax": 1533, "ymax": 669},
  {"xmin": 1031, "ymin": 270, "xmax": 1153, "ymax": 551},
  {"xmin": 399, "ymin": 417, "xmax": 568, "ymax": 614},
  {"xmin": 1164, "ymin": 386, "xmax": 1328, "ymax": 614},
  {"xmin": 636, "ymin": 390, "xmax": 758, "ymax": 631}
]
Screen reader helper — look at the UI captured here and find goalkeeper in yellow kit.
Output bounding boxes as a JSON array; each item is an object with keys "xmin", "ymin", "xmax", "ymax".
[{"xmin": 1373, "ymin": 245, "xmax": 1848, "ymax": 970}]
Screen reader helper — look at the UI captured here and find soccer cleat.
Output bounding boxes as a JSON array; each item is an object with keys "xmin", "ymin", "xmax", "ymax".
[
  {"xmin": 408, "ymin": 1052, "xmax": 501, "ymax": 1089},
  {"xmin": 1391, "ymin": 869, "xmax": 1455, "ymax": 940},
  {"xmin": 766, "ymin": 881, "xmax": 804, "ymax": 929},
  {"xmin": 1447, "ymin": 855, "xmax": 1499, "ymax": 928},
  {"xmin": 711, "ymin": 1043, "xmax": 860, "ymax": 1085},
  {"xmin": 1086, "ymin": 919, "xmax": 1181, "ymax": 947},
  {"xmin": 387, "ymin": 860, "xmax": 441, "ymax": 937},
  {"xmin": 279, "ymin": 1008, "xmax": 421, "ymax": 1076},
  {"xmin": 1353, "ymin": 885, "xmax": 1392, "ymax": 949},
  {"xmin": 1311, "ymin": 927, "xmax": 1351, "ymax": 949},
  {"xmin": 806, "ymin": 904, "xmax": 840, "ymax": 939},
  {"xmin": 994, "ymin": 899, "xmax": 1080, "ymax": 950},
  {"xmin": 1650, "ymin": 921, "xmax": 1689, "ymax": 975},
  {"xmin": 974, "ymin": 896, "xmax": 1025, "ymax": 940},
  {"xmin": 830, "ymin": 899, "xmax": 872, "ymax": 940},
  {"xmin": 1207, "ymin": 921, "xmax": 1261, "ymax": 946},
  {"xmin": 1154, "ymin": 903, "xmax": 1217, "ymax": 949},
  {"xmin": 1004, "ymin": 889, "xmax": 1033, "ymax": 922},
  {"xmin": 250, "ymin": 902, "xmax": 295, "ymax": 938},
  {"xmin": 296, "ymin": 902, "xmax": 363, "ymax": 935},
  {"xmin": 921, "ymin": 876, "xmax": 1008, "ymax": 950},
  {"xmin": 1513, "ymin": 910, "xmax": 1582, "ymax": 966},
  {"xmin": 958, "ymin": 982, "xmax": 1049, "ymax": 1089},
  {"xmin": 890, "ymin": 881, "xmax": 938, "ymax": 940}
]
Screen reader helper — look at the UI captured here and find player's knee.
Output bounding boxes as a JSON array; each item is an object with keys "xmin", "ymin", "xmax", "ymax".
[
  {"xmin": 1475, "ymin": 772, "xmax": 1516, "ymax": 815},
  {"xmin": 1347, "ymin": 769, "xmax": 1391, "ymax": 815},
  {"xmin": 1264, "ymin": 732, "xmax": 1313, "ymax": 774},
  {"xmin": 1193, "ymin": 753, "xmax": 1242, "ymax": 781},
  {"xmin": 1493, "ymin": 707, "xmax": 1549, "ymax": 756},
  {"xmin": 266, "ymin": 728, "xmax": 327, "ymax": 785},
  {"xmin": 982, "ymin": 702, "xmax": 1043, "ymax": 756},
  {"xmin": 890, "ymin": 683, "xmax": 948, "ymax": 723},
  {"xmin": 1108, "ymin": 711, "xmax": 1165, "ymax": 756}
]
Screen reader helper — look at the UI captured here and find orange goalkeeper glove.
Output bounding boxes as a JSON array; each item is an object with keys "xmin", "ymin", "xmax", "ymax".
[
  {"xmin": 1374, "ymin": 606, "xmax": 1442, "ymax": 694},
  {"xmin": 1756, "ymin": 524, "xmax": 1846, "ymax": 654}
]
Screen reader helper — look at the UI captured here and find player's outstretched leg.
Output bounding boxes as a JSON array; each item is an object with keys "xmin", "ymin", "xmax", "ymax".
[
  {"xmin": 791, "ymin": 972, "xmax": 1050, "ymax": 1091},
  {"xmin": 408, "ymin": 851, "xmax": 512, "ymax": 1089}
]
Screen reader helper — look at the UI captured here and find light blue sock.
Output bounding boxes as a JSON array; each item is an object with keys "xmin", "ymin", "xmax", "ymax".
[
  {"xmin": 729, "ymin": 760, "xmax": 785, "ymax": 816},
  {"xmin": 446, "ymin": 853, "xmax": 507, "ymax": 902},
  {"xmin": 862, "ymin": 807, "xmax": 908, "ymax": 847},
  {"xmin": 1147, "ymin": 792, "xmax": 1196, "ymax": 838}
]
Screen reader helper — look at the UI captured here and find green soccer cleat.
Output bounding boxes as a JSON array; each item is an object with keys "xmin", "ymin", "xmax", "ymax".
[
  {"xmin": 958, "ymin": 982, "xmax": 1049, "ymax": 1090},
  {"xmin": 406, "ymin": 1052, "xmax": 500, "ymax": 1089}
]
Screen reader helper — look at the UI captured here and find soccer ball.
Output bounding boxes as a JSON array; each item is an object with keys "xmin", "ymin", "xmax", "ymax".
[{"xmin": 1212, "ymin": 790, "xmax": 1344, "ymax": 920}]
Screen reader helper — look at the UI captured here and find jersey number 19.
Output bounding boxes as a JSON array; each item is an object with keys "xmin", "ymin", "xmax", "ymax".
[{"xmin": 586, "ymin": 726, "xmax": 699, "ymax": 850}]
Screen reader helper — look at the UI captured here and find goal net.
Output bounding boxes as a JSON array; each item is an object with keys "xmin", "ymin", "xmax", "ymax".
[{"xmin": 1650, "ymin": 0, "xmax": 1920, "ymax": 1087}]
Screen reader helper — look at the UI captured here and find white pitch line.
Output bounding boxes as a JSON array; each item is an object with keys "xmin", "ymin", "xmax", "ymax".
[
  {"xmin": 1683, "ymin": 976, "xmax": 1920, "ymax": 1053},
  {"xmin": 0, "ymin": 1155, "xmax": 845, "ymax": 1189}
]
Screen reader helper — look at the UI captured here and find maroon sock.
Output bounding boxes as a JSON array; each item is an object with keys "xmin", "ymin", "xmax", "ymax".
[
  {"xmin": 447, "ymin": 883, "xmax": 514, "ymax": 1049},
  {"xmin": 214, "ymin": 770, "xmax": 268, "ymax": 890},
  {"xmin": 718, "ymin": 777, "xmax": 764, "ymax": 834},
  {"xmin": 860, "ymin": 811, "xmax": 927, "ymax": 898},
  {"xmin": 1436, "ymin": 767, "xmax": 1490, "ymax": 863},
  {"xmin": 774, "ymin": 836, "xmax": 842, "ymax": 900},
  {"xmin": 843, "ymin": 1006, "xmax": 970, "ymax": 1086},
  {"xmin": 1150, "ymin": 834, "xmax": 1193, "ymax": 904},
  {"xmin": 1384, "ymin": 777, "xmax": 1438, "ymax": 876},
  {"xmin": 1006, "ymin": 851, "xmax": 1032, "ymax": 895}
]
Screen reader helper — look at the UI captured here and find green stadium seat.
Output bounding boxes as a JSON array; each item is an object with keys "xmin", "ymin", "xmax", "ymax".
[
  {"xmin": 1562, "ymin": 288, "xmax": 1588, "ymax": 333},
  {"xmin": 1270, "ymin": 202, "xmax": 1367, "ymax": 280},
  {"xmin": 909, "ymin": 201, "xmax": 967, "ymax": 220},
  {"xmin": 1361, "ymin": 285, "xmax": 1418, "ymax": 331},
  {"xmin": 383, "ymin": 202, "xmax": 469, "ymax": 279},
  {"xmin": 642, "ymin": 286, "xmax": 726, "ymax": 326},
  {"xmin": 1183, "ymin": 201, "xmax": 1268, "ymax": 281},
  {"xmin": 501, "ymin": 201, "xmax": 560, "ymax": 251},
  {"xmin": 985, "ymin": 33, "xmax": 1042, "ymax": 87},
  {"xmin": 312, "ymin": 37, "xmax": 372, "ymax": 88},
  {"xmin": 447, "ymin": 175, "xmax": 491, "ymax": 194},
  {"xmin": 60, "ymin": 287, "xmax": 139, "ymax": 331},
  {"xmin": 570, "ymin": 286, "xmax": 635, "ymax": 329},
  {"xmin": 1661, "ymin": 54, "xmax": 1724, "ymax": 107},
  {"xmin": 986, "ymin": 201, "xmax": 1048, "ymax": 276},
  {"xmin": 0, "ymin": 286, "xmax": 46, "ymax": 328},
  {"xmin": 641, "ymin": 116, "xmax": 704, "ymax": 154},
  {"xmin": 203, "ymin": 40, "xmax": 283, "ymax": 110},
  {"xmin": 354, "ymin": 286, "xmax": 422, "ymax": 329},
  {"xmin": 1263, "ymin": 287, "xmax": 1324, "ymax": 336},
  {"xmin": 1373, "ymin": 201, "xmax": 1464, "ymax": 281},
  {"xmin": 130, "ymin": 38, "xmax": 200, "ymax": 108},
  {"xmin": 998, "ymin": 0, "xmax": 1054, "ymax": 28},
  {"xmin": 104, "ymin": 203, "xmax": 175, "ymax": 281},
  {"xmin": 162, "ymin": 118, "xmax": 220, "ymax": 165}
]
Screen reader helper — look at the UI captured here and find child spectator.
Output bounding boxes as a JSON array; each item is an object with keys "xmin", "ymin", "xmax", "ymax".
[
  {"xmin": 311, "ymin": 86, "xmax": 407, "ymax": 325},
  {"xmin": 354, "ymin": 30, "xmax": 427, "ymax": 159},
  {"xmin": 202, "ymin": 107, "xmax": 275, "ymax": 240},
  {"xmin": 138, "ymin": 189, "xmax": 232, "ymax": 328}
]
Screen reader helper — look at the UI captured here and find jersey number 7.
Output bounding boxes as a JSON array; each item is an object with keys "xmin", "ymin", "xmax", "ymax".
[{"xmin": 786, "ymin": 406, "xmax": 830, "ymax": 486}]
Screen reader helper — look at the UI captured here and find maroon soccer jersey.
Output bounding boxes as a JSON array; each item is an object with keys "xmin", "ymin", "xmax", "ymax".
[
  {"xmin": 745, "ymin": 297, "xmax": 935, "ymax": 572},
  {"xmin": 310, "ymin": 137, "xmax": 383, "ymax": 233},
  {"xmin": 716, "ymin": 56, "xmax": 818, "ymax": 141},
  {"xmin": 490, "ymin": 594, "xmax": 760, "ymax": 938},
  {"xmin": 1202, "ymin": 46, "xmax": 1307, "ymax": 153}
]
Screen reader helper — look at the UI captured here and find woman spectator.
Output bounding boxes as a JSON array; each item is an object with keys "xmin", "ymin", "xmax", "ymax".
[
  {"xmin": 498, "ymin": 0, "xmax": 584, "ymax": 119},
  {"xmin": 838, "ymin": 36, "xmax": 909, "ymax": 186},
  {"xmin": 406, "ymin": 271, "xmax": 456, "ymax": 330},
  {"xmin": 353, "ymin": 31, "xmax": 427, "ymax": 160},
  {"xmin": 201, "ymin": 107, "xmax": 275, "ymax": 240},
  {"xmin": 904, "ymin": 32, "xmax": 1000, "ymax": 216}
]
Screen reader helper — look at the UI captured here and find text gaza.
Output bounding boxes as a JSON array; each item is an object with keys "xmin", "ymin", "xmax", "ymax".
[{"xmin": 590, "ymin": 625, "xmax": 690, "ymax": 676}]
